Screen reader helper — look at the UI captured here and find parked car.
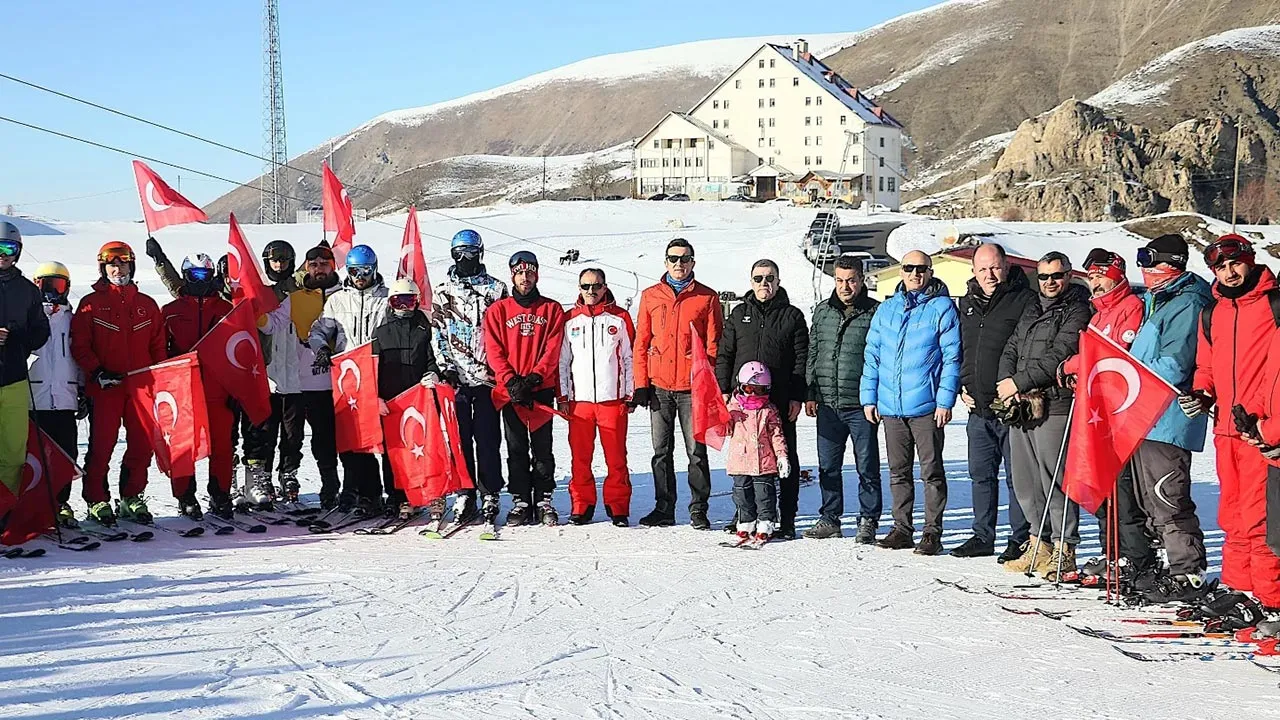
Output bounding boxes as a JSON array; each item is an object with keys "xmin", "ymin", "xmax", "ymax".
[
  {"xmin": 814, "ymin": 197, "xmax": 855, "ymax": 209},
  {"xmin": 567, "ymin": 196, "xmax": 590, "ymax": 201},
  {"xmin": 603, "ymin": 195, "xmax": 626, "ymax": 201},
  {"xmin": 722, "ymin": 194, "xmax": 756, "ymax": 203},
  {"xmin": 840, "ymin": 252, "xmax": 892, "ymax": 291},
  {"xmin": 648, "ymin": 193, "xmax": 668, "ymax": 201},
  {"xmin": 865, "ymin": 203, "xmax": 892, "ymax": 213},
  {"xmin": 667, "ymin": 193, "xmax": 690, "ymax": 201},
  {"xmin": 766, "ymin": 197, "xmax": 794, "ymax": 206}
]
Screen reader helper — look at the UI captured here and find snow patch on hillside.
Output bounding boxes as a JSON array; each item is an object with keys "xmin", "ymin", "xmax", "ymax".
[
  {"xmin": 904, "ymin": 131, "xmax": 1014, "ymax": 193},
  {"xmin": 1087, "ymin": 25, "xmax": 1280, "ymax": 108},
  {"xmin": 867, "ymin": 26, "xmax": 1010, "ymax": 97}
]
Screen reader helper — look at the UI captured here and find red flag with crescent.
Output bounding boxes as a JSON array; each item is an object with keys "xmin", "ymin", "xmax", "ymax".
[
  {"xmin": 382, "ymin": 384, "xmax": 473, "ymax": 505},
  {"xmin": 690, "ymin": 324, "xmax": 731, "ymax": 450},
  {"xmin": 332, "ymin": 343, "xmax": 382, "ymax": 454},
  {"xmin": 194, "ymin": 301, "xmax": 272, "ymax": 425},
  {"xmin": 398, "ymin": 206, "xmax": 433, "ymax": 312},
  {"xmin": 1, "ymin": 421, "xmax": 81, "ymax": 546},
  {"xmin": 226, "ymin": 213, "xmax": 280, "ymax": 316},
  {"xmin": 125, "ymin": 353, "xmax": 210, "ymax": 479},
  {"xmin": 132, "ymin": 160, "xmax": 208, "ymax": 234},
  {"xmin": 322, "ymin": 162, "xmax": 356, "ymax": 267},
  {"xmin": 1063, "ymin": 326, "xmax": 1178, "ymax": 514}
]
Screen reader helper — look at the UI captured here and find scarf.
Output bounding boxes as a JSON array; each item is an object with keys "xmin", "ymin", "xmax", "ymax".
[
  {"xmin": 665, "ymin": 272, "xmax": 694, "ymax": 295},
  {"xmin": 1141, "ymin": 267, "xmax": 1182, "ymax": 291},
  {"xmin": 735, "ymin": 392, "xmax": 769, "ymax": 411}
]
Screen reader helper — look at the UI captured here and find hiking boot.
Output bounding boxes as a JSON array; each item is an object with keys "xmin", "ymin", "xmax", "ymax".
[
  {"xmin": 569, "ymin": 505, "xmax": 595, "ymax": 525},
  {"xmin": 57, "ymin": 502, "xmax": 79, "ymax": 529},
  {"xmin": 949, "ymin": 535, "xmax": 994, "ymax": 558},
  {"xmin": 638, "ymin": 509, "xmax": 675, "ymax": 528},
  {"xmin": 87, "ymin": 501, "xmax": 116, "ymax": 527},
  {"xmin": 117, "ymin": 495, "xmax": 153, "ymax": 524},
  {"xmin": 803, "ymin": 518, "xmax": 842, "ymax": 539},
  {"xmin": 914, "ymin": 531, "xmax": 943, "ymax": 556},
  {"xmin": 1040, "ymin": 543, "xmax": 1077, "ymax": 582},
  {"xmin": 854, "ymin": 518, "xmax": 878, "ymax": 545},
  {"xmin": 877, "ymin": 527, "xmax": 914, "ymax": 550},
  {"xmin": 506, "ymin": 499, "xmax": 533, "ymax": 527},
  {"xmin": 773, "ymin": 522, "xmax": 795, "ymax": 540},
  {"xmin": 689, "ymin": 510, "xmax": 711, "ymax": 530},
  {"xmin": 997, "ymin": 540, "xmax": 1025, "ymax": 564},
  {"xmin": 1003, "ymin": 540, "xmax": 1046, "ymax": 573},
  {"xmin": 1141, "ymin": 573, "xmax": 1210, "ymax": 605}
]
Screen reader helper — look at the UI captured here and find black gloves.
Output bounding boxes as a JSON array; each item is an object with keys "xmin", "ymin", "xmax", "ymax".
[
  {"xmin": 312, "ymin": 346, "xmax": 333, "ymax": 370},
  {"xmin": 145, "ymin": 236, "xmax": 166, "ymax": 264},
  {"xmin": 1233, "ymin": 405, "xmax": 1259, "ymax": 437},
  {"xmin": 507, "ymin": 376, "xmax": 533, "ymax": 406},
  {"xmin": 525, "ymin": 373, "xmax": 543, "ymax": 392},
  {"xmin": 76, "ymin": 391, "xmax": 91, "ymax": 420},
  {"xmin": 91, "ymin": 368, "xmax": 124, "ymax": 390},
  {"xmin": 630, "ymin": 386, "xmax": 653, "ymax": 409},
  {"xmin": 1178, "ymin": 391, "xmax": 1211, "ymax": 419},
  {"xmin": 441, "ymin": 369, "xmax": 462, "ymax": 388}
]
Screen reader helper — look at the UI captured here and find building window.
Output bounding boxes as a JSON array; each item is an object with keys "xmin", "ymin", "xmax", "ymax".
[
  {"xmin": 805, "ymin": 97, "xmax": 812, "ymax": 106},
  {"xmin": 865, "ymin": 177, "xmax": 873, "ymax": 192},
  {"xmin": 758, "ymin": 118, "xmax": 764, "ymax": 127},
  {"xmin": 724, "ymin": 100, "xmax": 729, "ymax": 109},
  {"xmin": 713, "ymin": 120, "xmax": 719, "ymax": 129},
  {"xmin": 768, "ymin": 137, "xmax": 775, "ymax": 147},
  {"xmin": 769, "ymin": 58, "xmax": 775, "ymax": 68},
  {"xmin": 880, "ymin": 137, "xmax": 885, "ymax": 148},
  {"xmin": 713, "ymin": 100, "xmax": 719, "ymax": 109},
  {"xmin": 804, "ymin": 136, "xmax": 810, "ymax": 146},
  {"xmin": 804, "ymin": 156, "xmax": 811, "ymax": 166},
  {"xmin": 887, "ymin": 177, "xmax": 896, "ymax": 192},
  {"xmin": 816, "ymin": 136, "xmax": 823, "ymax": 146},
  {"xmin": 758, "ymin": 98, "xmax": 764, "ymax": 108},
  {"xmin": 816, "ymin": 96, "xmax": 823, "ymax": 106},
  {"xmin": 768, "ymin": 118, "xmax": 775, "ymax": 127},
  {"xmin": 879, "ymin": 176, "xmax": 885, "ymax": 192},
  {"xmin": 850, "ymin": 155, "xmax": 858, "ymax": 165},
  {"xmin": 879, "ymin": 156, "xmax": 885, "ymax": 167},
  {"xmin": 816, "ymin": 156, "xmax": 823, "ymax": 165},
  {"xmin": 793, "ymin": 77, "xmax": 799, "ymax": 86},
  {"xmin": 758, "ymin": 79, "xmax": 765, "ymax": 88},
  {"xmin": 758, "ymin": 158, "xmax": 765, "ymax": 166},
  {"xmin": 840, "ymin": 115, "xmax": 847, "ymax": 126},
  {"xmin": 686, "ymin": 158, "xmax": 692, "ymax": 167},
  {"xmin": 816, "ymin": 116, "xmax": 823, "ymax": 126},
  {"xmin": 805, "ymin": 117, "xmax": 811, "ymax": 126},
  {"xmin": 758, "ymin": 59, "xmax": 765, "ymax": 68},
  {"xmin": 769, "ymin": 78, "xmax": 776, "ymax": 88},
  {"xmin": 758, "ymin": 138, "xmax": 765, "ymax": 147},
  {"xmin": 653, "ymin": 139, "xmax": 659, "ymax": 149},
  {"xmin": 708, "ymin": 139, "xmax": 715, "ymax": 149},
  {"xmin": 696, "ymin": 157, "xmax": 703, "ymax": 167},
  {"xmin": 662, "ymin": 158, "xmax": 668, "ymax": 167},
  {"xmin": 769, "ymin": 98, "xmax": 775, "ymax": 107},
  {"xmin": 735, "ymin": 79, "xmax": 741, "ymax": 89},
  {"xmin": 723, "ymin": 119, "xmax": 729, "ymax": 128}
]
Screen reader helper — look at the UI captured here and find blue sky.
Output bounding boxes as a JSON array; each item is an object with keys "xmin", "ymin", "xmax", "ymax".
[{"xmin": 2, "ymin": 0, "xmax": 940, "ymax": 220}]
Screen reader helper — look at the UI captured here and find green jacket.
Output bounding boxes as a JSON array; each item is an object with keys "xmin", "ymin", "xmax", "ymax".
[{"xmin": 806, "ymin": 289, "xmax": 879, "ymax": 409}]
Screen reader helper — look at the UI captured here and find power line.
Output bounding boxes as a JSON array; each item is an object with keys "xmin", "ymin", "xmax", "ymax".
[
  {"xmin": 0, "ymin": 71, "xmax": 661, "ymax": 283},
  {"xmin": 4, "ymin": 187, "xmax": 133, "ymax": 207}
]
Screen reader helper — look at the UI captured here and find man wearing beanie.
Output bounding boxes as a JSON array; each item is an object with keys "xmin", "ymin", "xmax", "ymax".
[
  {"xmin": 1124, "ymin": 234, "xmax": 1212, "ymax": 603},
  {"xmin": 483, "ymin": 251, "xmax": 566, "ymax": 526}
]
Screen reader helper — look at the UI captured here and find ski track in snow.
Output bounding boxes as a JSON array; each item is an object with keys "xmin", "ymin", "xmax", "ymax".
[{"xmin": 3, "ymin": 202, "xmax": 1278, "ymax": 718}]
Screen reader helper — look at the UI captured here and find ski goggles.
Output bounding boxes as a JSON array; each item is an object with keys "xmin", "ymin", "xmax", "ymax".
[
  {"xmin": 305, "ymin": 246, "xmax": 336, "ymax": 263},
  {"xmin": 38, "ymin": 276, "xmax": 69, "ymax": 295},
  {"xmin": 97, "ymin": 246, "xmax": 134, "ymax": 264},
  {"xmin": 184, "ymin": 267, "xmax": 215, "ymax": 282},
  {"xmin": 740, "ymin": 383, "xmax": 770, "ymax": 396},
  {"xmin": 451, "ymin": 246, "xmax": 481, "ymax": 261},
  {"xmin": 1083, "ymin": 249, "xmax": 1119, "ymax": 272},
  {"xmin": 347, "ymin": 264, "xmax": 376, "ymax": 280},
  {"xmin": 1204, "ymin": 236, "xmax": 1255, "ymax": 267},
  {"xmin": 388, "ymin": 294, "xmax": 418, "ymax": 311},
  {"xmin": 263, "ymin": 249, "xmax": 294, "ymax": 263},
  {"xmin": 0, "ymin": 240, "xmax": 19, "ymax": 258},
  {"xmin": 1135, "ymin": 248, "xmax": 1187, "ymax": 269},
  {"xmin": 508, "ymin": 250, "xmax": 538, "ymax": 270}
]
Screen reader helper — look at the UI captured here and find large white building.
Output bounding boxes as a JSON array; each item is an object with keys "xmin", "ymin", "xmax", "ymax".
[{"xmin": 632, "ymin": 39, "xmax": 906, "ymax": 208}]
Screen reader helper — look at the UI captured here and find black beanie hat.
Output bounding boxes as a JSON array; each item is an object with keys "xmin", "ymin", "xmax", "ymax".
[{"xmin": 1145, "ymin": 234, "xmax": 1189, "ymax": 269}]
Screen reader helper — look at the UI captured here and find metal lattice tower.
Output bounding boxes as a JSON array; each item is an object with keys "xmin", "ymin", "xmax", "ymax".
[{"xmin": 259, "ymin": 0, "xmax": 288, "ymax": 224}]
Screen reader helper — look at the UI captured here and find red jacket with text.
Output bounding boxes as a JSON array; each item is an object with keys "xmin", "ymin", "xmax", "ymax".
[{"xmin": 483, "ymin": 291, "xmax": 566, "ymax": 408}]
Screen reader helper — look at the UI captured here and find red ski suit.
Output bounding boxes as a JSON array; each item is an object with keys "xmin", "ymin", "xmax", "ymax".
[
  {"xmin": 482, "ymin": 293, "xmax": 566, "ymax": 409},
  {"xmin": 162, "ymin": 294, "xmax": 233, "ymax": 496},
  {"xmin": 558, "ymin": 293, "xmax": 636, "ymax": 516},
  {"xmin": 71, "ymin": 280, "xmax": 167, "ymax": 504},
  {"xmin": 1062, "ymin": 279, "xmax": 1143, "ymax": 375},
  {"xmin": 1193, "ymin": 266, "xmax": 1280, "ymax": 605}
]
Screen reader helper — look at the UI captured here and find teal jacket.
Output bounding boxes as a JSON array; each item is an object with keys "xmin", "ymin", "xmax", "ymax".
[{"xmin": 1129, "ymin": 272, "xmax": 1212, "ymax": 451}]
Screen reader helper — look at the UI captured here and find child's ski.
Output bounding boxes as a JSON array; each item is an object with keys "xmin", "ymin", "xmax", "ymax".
[
  {"xmin": 2, "ymin": 546, "xmax": 46, "ymax": 559},
  {"xmin": 40, "ymin": 533, "xmax": 101, "ymax": 551}
]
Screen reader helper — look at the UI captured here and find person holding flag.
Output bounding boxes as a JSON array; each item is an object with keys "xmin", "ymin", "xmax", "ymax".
[
  {"xmin": 373, "ymin": 279, "xmax": 440, "ymax": 518},
  {"xmin": 309, "ymin": 244, "xmax": 390, "ymax": 516},
  {"xmin": 483, "ymin": 251, "xmax": 565, "ymax": 526},
  {"xmin": 160, "ymin": 254, "xmax": 234, "ymax": 520},
  {"xmin": 71, "ymin": 241, "xmax": 167, "ymax": 525},
  {"xmin": 0, "ymin": 222, "xmax": 51, "ymax": 521},
  {"xmin": 258, "ymin": 242, "xmax": 342, "ymax": 509},
  {"xmin": 430, "ymin": 229, "xmax": 508, "ymax": 527},
  {"xmin": 997, "ymin": 251, "xmax": 1091, "ymax": 580}
]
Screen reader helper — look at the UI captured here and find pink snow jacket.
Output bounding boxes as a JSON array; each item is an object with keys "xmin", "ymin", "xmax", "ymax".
[{"xmin": 724, "ymin": 396, "xmax": 788, "ymax": 477}]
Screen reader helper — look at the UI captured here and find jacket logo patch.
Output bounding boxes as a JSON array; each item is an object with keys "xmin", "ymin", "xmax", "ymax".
[
  {"xmin": 1121, "ymin": 329, "xmax": 1136, "ymax": 344},
  {"xmin": 964, "ymin": 306, "xmax": 974, "ymax": 316},
  {"xmin": 607, "ymin": 325, "xmax": 618, "ymax": 335},
  {"xmin": 742, "ymin": 316, "xmax": 752, "ymax": 323},
  {"xmin": 506, "ymin": 313, "xmax": 547, "ymax": 337},
  {"xmin": 570, "ymin": 327, "xmax": 582, "ymax": 337}
]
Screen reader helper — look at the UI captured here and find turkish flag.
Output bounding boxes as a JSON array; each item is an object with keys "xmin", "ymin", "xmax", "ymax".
[
  {"xmin": 322, "ymin": 162, "xmax": 356, "ymax": 267},
  {"xmin": 690, "ymin": 324, "xmax": 731, "ymax": 450},
  {"xmin": 226, "ymin": 213, "xmax": 280, "ymax": 316},
  {"xmin": 383, "ymin": 384, "xmax": 473, "ymax": 506},
  {"xmin": 1, "ymin": 421, "xmax": 81, "ymax": 546},
  {"xmin": 332, "ymin": 343, "xmax": 383, "ymax": 453},
  {"xmin": 193, "ymin": 301, "xmax": 272, "ymax": 426},
  {"xmin": 132, "ymin": 160, "xmax": 208, "ymax": 234},
  {"xmin": 125, "ymin": 353, "xmax": 211, "ymax": 478},
  {"xmin": 430, "ymin": 384, "xmax": 474, "ymax": 496},
  {"xmin": 398, "ymin": 206, "xmax": 433, "ymax": 312},
  {"xmin": 1063, "ymin": 326, "xmax": 1177, "ymax": 514}
]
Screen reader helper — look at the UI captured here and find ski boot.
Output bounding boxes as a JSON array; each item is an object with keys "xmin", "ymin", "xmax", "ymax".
[
  {"xmin": 1141, "ymin": 573, "xmax": 1211, "ymax": 605},
  {"xmin": 320, "ymin": 491, "xmax": 339, "ymax": 512},
  {"xmin": 755, "ymin": 520, "xmax": 775, "ymax": 544},
  {"xmin": 569, "ymin": 504, "xmax": 595, "ymax": 526},
  {"xmin": 427, "ymin": 496, "xmax": 446, "ymax": 526},
  {"xmin": 337, "ymin": 492, "xmax": 359, "ymax": 514},
  {"xmin": 57, "ymin": 502, "xmax": 79, "ymax": 529},
  {"xmin": 278, "ymin": 470, "xmax": 300, "ymax": 504},
  {"xmin": 453, "ymin": 493, "xmax": 478, "ymax": 525},
  {"xmin": 353, "ymin": 496, "xmax": 383, "ymax": 520},
  {"xmin": 117, "ymin": 495, "xmax": 153, "ymax": 524},
  {"xmin": 397, "ymin": 502, "xmax": 415, "ymax": 521},
  {"xmin": 537, "ymin": 497, "xmax": 559, "ymax": 527},
  {"xmin": 177, "ymin": 489, "xmax": 204, "ymax": 521},
  {"xmin": 506, "ymin": 499, "xmax": 533, "ymax": 527},
  {"xmin": 244, "ymin": 462, "xmax": 276, "ymax": 510},
  {"xmin": 481, "ymin": 494, "xmax": 500, "ymax": 525},
  {"xmin": 208, "ymin": 489, "xmax": 235, "ymax": 520},
  {"xmin": 87, "ymin": 501, "xmax": 116, "ymax": 527}
]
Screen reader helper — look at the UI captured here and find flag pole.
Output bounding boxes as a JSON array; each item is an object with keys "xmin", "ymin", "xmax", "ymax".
[{"xmin": 1052, "ymin": 396, "xmax": 1078, "ymax": 589}]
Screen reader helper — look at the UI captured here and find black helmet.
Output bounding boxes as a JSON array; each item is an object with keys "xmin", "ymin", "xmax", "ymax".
[
  {"xmin": 262, "ymin": 240, "xmax": 296, "ymax": 282},
  {"xmin": 0, "ymin": 221, "xmax": 21, "ymax": 261}
]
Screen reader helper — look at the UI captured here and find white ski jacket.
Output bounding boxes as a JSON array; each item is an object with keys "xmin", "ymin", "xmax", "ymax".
[
  {"xmin": 309, "ymin": 277, "xmax": 389, "ymax": 354},
  {"xmin": 559, "ymin": 296, "xmax": 635, "ymax": 403},
  {"xmin": 28, "ymin": 302, "xmax": 82, "ymax": 411}
]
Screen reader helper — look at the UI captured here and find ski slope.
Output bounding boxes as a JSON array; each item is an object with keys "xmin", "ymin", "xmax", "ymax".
[{"xmin": 0, "ymin": 202, "xmax": 1272, "ymax": 719}]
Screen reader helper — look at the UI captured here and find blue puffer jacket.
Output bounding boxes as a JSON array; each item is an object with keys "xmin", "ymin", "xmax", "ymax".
[
  {"xmin": 860, "ymin": 277, "xmax": 962, "ymax": 417},
  {"xmin": 1129, "ymin": 272, "xmax": 1212, "ymax": 452}
]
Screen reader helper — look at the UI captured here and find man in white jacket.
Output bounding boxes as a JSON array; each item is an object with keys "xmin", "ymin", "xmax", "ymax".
[
  {"xmin": 559, "ymin": 268, "xmax": 635, "ymax": 526},
  {"xmin": 27, "ymin": 261, "xmax": 85, "ymax": 527},
  {"xmin": 309, "ymin": 244, "xmax": 389, "ymax": 516}
]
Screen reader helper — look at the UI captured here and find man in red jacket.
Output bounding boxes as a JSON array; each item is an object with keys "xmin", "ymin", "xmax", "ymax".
[
  {"xmin": 71, "ymin": 241, "xmax": 167, "ymax": 526},
  {"xmin": 483, "ymin": 251, "xmax": 566, "ymax": 526},
  {"xmin": 161, "ymin": 253, "xmax": 234, "ymax": 521},
  {"xmin": 1184, "ymin": 234, "xmax": 1280, "ymax": 611}
]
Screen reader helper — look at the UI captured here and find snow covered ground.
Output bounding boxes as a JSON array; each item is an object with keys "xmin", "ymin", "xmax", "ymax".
[{"xmin": 1, "ymin": 202, "xmax": 1275, "ymax": 719}]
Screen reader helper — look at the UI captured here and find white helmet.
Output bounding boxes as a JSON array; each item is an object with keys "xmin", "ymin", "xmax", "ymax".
[{"xmin": 388, "ymin": 278, "xmax": 419, "ymax": 297}]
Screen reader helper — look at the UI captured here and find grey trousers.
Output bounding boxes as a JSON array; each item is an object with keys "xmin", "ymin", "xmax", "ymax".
[
  {"xmin": 1131, "ymin": 440, "xmax": 1207, "ymax": 575},
  {"xmin": 883, "ymin": 414, "xmax": 947, "ymax": 535},
  {"xmin": 1010, "ymin": 415, "xmax": 1079, "ymax": 547}
]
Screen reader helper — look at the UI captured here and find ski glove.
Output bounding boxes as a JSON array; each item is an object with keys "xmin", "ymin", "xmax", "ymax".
[
  {"xmin": 312, "ymin": 346, "xmax": 333, "ymax": 370},
  {"xmin": 776, "ymin": 457, "xmax": 791, "ymax": 479},
  {"xmin": 420, "ymin": 372, "xmax": 439, "ymax": 388},
  {"xmin": 440, "ymin": 369, "xmax": 462, "ymax": 388},
  {"xmin": 1178, "ymin": 392, "xmax": 1211, "ymax": 419},
  {"xmin": 91, "ymin": 368, "xmax": 124, "ymax": 389},
  {"xmin": 76, "ymin": 391, "xmax": 91, "ymax": 420},
  {"xmin": 144, "ymin": 236, "xmax": 166, "ymax": 264},
  {"xmin": 1264, "ymin": 445, "xmax": 1280, "ymax": 461},
  {"xmin": 629, "ymin": 386, "xmax": 653, "ymax": 409},
  {"xmin": 507, "ymin": 376, "xmax": 532, "ymax": 406}
]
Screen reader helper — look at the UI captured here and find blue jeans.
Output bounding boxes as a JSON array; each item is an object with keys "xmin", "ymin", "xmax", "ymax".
[
  {"xmin": 967, "ymin": 414, "xmax": 1028, "ymax": 546},
  {"xmin": 732, "ymin": 474, "xmax": 778, "ymax": 525},
  {"xmin": 815, "ymin": 405, "xmax": 882, "ymax": 524}
]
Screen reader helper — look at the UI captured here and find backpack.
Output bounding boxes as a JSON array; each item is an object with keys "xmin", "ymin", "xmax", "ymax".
[{"xmin": 1200, "ymin": 288, "xmax": 1280, "ymax": 344}]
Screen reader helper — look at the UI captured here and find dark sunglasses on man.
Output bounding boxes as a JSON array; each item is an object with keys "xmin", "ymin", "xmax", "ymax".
[
  {"xmin": 1037, "ymin": 271, "xmax": 1068, "ymax": 281},
  {"xmin": 579, "ymin": 282, "xmax": 604, "ymax": 291},
  {"xmin": 902, "ymin": 263, "xmax": 930, "ymax": 274},
  {"xmin": 666, "ymin": 254, "xmax": 694, "ymax": 265},
  {"xmin": 752, "ymin": 274, "xmax": 776, "ymax": 284}
]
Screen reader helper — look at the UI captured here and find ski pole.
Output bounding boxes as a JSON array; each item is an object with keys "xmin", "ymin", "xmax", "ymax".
[{"xmin": 1052, "ymin": 396, "xmax": 1077, "ymax": 588}]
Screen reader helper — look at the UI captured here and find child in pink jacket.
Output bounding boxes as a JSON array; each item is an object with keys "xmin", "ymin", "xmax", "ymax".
[{"xmin": 725, "ymin": 362, "xmax": 790, "ymax": 542}]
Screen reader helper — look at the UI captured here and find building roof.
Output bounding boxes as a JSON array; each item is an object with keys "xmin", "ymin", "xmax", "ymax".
[
  {"xmin": 747, "ymin": 163, "xmax": 796, "ymax": 178},
  {"xmin": 767, "ymin": 43, "xmax": 904, "ymax": 129},
  {"xmin": 633, "ymin": 111, "xmax": 749, "ymax": 153}
]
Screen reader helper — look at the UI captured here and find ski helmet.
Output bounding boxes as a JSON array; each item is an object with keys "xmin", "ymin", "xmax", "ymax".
[
  {"xmin": 181, "ymin": 253, "xmax": 216, "ymax": 281},
  {"xmin": 33, "ymin": 261, "xmax": 70, "ymax": 303},
  {"xmin": 388, "ymin": 278, "xmax": 419, "ymax": 313},
  {"xmin": 451, "ymin": 229, "xmax": 482, "ymax": 251},
  {"xmin": 345, "ymin": 244, "xmax": 378, "ymax": 269},
  {"xmin": 388, "ymin": 278, "xmax": 419, "ymax": 297},
  {"xmin": 97, "ymin": 241, "xmax": 136, "ymax": 281},
  {"xmin": 262, "ymin": 240, "xmax": 296, "ymax": 281},
  {"xmin": 0, "ymin": 221, "xmax": 22, "ymax": 261},
  {"xmin": 736, "ymin": 361, "xmax": 772, "ymax": 387}
]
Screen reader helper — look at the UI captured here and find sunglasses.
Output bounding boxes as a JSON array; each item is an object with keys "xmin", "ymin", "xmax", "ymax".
[
  {"xmin": 740, "ymin": 383, "xmax": 770, "ymax": 396},
  {"xmin": 185, "ymin": 267, "xmax": 215, "ymax": 282},
  {"xmin": 388, "ymin": 294, "xmax": 418, "ymax": 311},
  {"xmin": 1038, "ymin": 271, "xmax": 1068, "ymax": 281},
  {"xmin": 579, "ymin": 282, "xmax": 604, "ymax": 291},
  {"xmin": 1204, "ymin": 237, "xmax": 1254, "ymax": 268},
  {"xmin": 0, "ymin": 240, "xmax": 19, "ymax": 258},
  {"xmin": 1135, "ymin": 248, "xmax": 1186, "ymax": 269},
  {"xmin": 39, "ymin": 277, "xmax": 69, "ymax": 295},
  {"xmin": 666, "ymin": 254, "xmax": 694, "ymax": 265},
  {"xmin": 902, "ymin": 264, "xmax": 930, "ymax": 274},
  {"xmin": 752, "ymin": 274, "xmax": 777, "ymax": 284}
]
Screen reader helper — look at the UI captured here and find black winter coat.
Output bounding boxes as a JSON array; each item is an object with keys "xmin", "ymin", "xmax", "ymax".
[
  {"xmin": 998, "ymin": 283, "xmax": 1091, "ymax": 416},
  {"xmin": 716, "ymin": 287, "xmax": 809, "ymax": 407},
  {"xmin": 959, "ymin": 268, "xmax": 1037, "ymax": 418},
  {"xmin": 373, "ymin": 310, "xmax": 439, "ymax": 400},
  {"xmin": 0, "ymin": 267, "xmax": 51, "ymax": 387},
  {"xmin": 806, "ymin": 288, "xmax": 878, "ymax": 410}
]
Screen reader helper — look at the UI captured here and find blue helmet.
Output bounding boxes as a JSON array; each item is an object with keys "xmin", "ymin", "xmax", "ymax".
[
  {"xmin": 345, "ymin": 244, "xmax": 377, "ymax": 268},
  {"xmin": 451, "ymin": 229, "xmax": 482, "ymax": 251}
]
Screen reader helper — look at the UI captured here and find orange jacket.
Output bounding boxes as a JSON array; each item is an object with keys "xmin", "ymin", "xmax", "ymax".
[{"xmin": 633, "ymin": 278, "xmax": 724, "ymax": 392}]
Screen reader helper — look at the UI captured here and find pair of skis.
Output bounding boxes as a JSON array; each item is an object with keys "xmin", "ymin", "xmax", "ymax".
[
  {"xmin": 355, "ymin": 509, "xmax": 427, "ymax": 536},
  {"xmin": 119, "ymin": 518, "xmax": 206, "ymax": 538},
  {"xmin": 40, "ymin": 532, "xmax": 101, "ymax": 552},
  {"xmin": 80, "ymin": 520, "xmax": 153, "ymax": 543},
  {"xmin": 936, "ymin": 578, "xmax": 1102, "ymax": 601},
  {"xmin": 420, "ymin": 515, "xmax": 497, "ymax": 540},
  {"xmin": 720, "ymin": 534, "xmax": 769, "ymax": 549}
]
